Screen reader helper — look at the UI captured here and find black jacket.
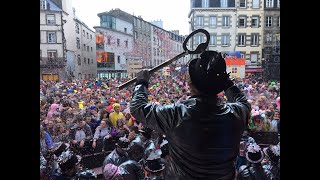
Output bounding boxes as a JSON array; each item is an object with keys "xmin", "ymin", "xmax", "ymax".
[{"xmin": 130, "ymin": 84, "xmax": 251, "ymax": 180}]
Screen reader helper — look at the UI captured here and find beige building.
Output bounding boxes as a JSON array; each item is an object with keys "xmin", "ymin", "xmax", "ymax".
[
  {"xmin": 40, "ymin": 0, "xmax": 66, "ymax": 81},
  {"xmin": 127, "ymin": 60, "xmax": 143, "ymax": 78},
  {"xmin": 94, "ymin": 9, "xmax": 134, "ymax": 79},
  {"xmin": 53, "ymin": 0, "xmax": 97, "ymax": 80},
  {"xmin": 189, "ymin": 0, "xmax": 237, "ymax": 54},
  {"xmin": 235, "ymin": 0, "xmax": 264, "ymax": 73},
  {"xmin": 73, "ymin": 18, "xmax": 97, "ymax": 80},
  {"xmin": 94, "ymin": 9, "xmax": 186, "ymax": 79}
]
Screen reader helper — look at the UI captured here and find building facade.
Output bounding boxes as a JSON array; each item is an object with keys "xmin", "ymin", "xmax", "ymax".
[
  {"xmin": 73, "ymin": 19, "xmax": 97, "ymax": 80},
  {"xmin": 40, "ymin": 0, "xmax": 66, "ymax": 81},
  {"xmin": 94, "ymin": 9, "xmax": 134, "ymax": 79},
  {"xmin": 53, "ymin": 0, "xmax": 97, "ymax": 81},
  {"xmin": 189, "ymin": 0, "xmax": 279, "ymax": 78},
  {"xmin": 151, "ymin": 26, "xmax": 187, "ymax": 68},
  {"xmin": 131, "ymin": 16, "xmax": 153, "ymax": 68},
  {"xmin": 262, "ymin": 0, "xmax": 280, "ymax": 80},
  {"xmin": 189, "ymin": 0, "xmax": 237, "ymax": 54},
  {"xmin": 41, "ymin": 0, "xmax": 97, "ymax": 81},
  {"xmin": 235, "ymin": 0, "xmax": 265, "ymax": 75},
  {"xmin": 94, "ymin": 9, "xmax": 186, "ymax": 78}
]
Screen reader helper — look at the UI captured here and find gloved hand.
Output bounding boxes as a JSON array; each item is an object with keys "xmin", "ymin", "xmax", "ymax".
[
  {"xmin": 223, "ymin": 72, "xmax": 235, "ymax": 91},
  {"xmin": 135, "ymin": 69, "xmax": 150, "ymax": 88}
]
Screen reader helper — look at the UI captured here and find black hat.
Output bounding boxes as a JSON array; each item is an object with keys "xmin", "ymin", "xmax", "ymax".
[
  {"xmin": 160, "ymin": 139, "xmax": 169, "ymax": 158},
  {"xmin": 144, "ymin": 149, "xmax": 165, "ymax": 173},
  {"xmin": 188, "ymin": 51, "xmax": 228, "ymax": 95},
  {"xmin": 245, "ymin": 143, "xmax": 264, "ymax": 164},
  {"xmin": 57, "ymin": 150, "xmax": 81, "ymax": 173},
  {"xmin": 144, "ymin": 142, "xmax": 156, "ymax": 160},
  {"xmin": 49, "ymin": 142, "xmax": 70, "ymax": 157},
  {"xmin": 263, "ymin": 144, "xmax": 280, "ymax": 163},
  {"xmin": 139, "ymin": 127, "xmax": 153, "ymax": 139},
  {"xmin": 127, "ymin": 143, "xmax": 144, "ymax": 162},
  {"xmin": 117, "ymin": 136, "xmax": 130, "ymax": 150}
]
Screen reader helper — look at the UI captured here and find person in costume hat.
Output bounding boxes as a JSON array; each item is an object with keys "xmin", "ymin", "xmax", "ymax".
[
  {"xmin": 103, "ymin": 160, "xmax": 144, "ymax": 180},
  {"xmin": 236, "ymin": 143, "xmax": 268, "ymax": 180},
  {"xmin": 40, "ymin": 152, "xmax": 47, "ymax": 180},
  {"xmin": 130, "ymin": 50, "xmax": 251, "ymax": 179},
  {"xmin": 103, "ymin": 163, "xmax": 123, "ymax": 180},
  {"xmin": 47, "ymin": 142, "xmax": 71, "ymax": 176},
  {"xmin": 103, "ymin": 135, "xmax": 130, "ymax": 166},
  {"xmin": 52, "ymin": 149, "xmax": 82, "ymax": 180},
  {"xmin": 143, "ymin": 147, "xmax": 166, "ymax": 180},
  {"xmin": 138, "ymin": 127, "xmax": 154, "ymax": 149},
  {"xmin": 236, "ymin": 129, "xmax": 256, "ymax": 175},
  {"xmin": 263, "ymin": 144, "xmax": 280, "ymax": 180}
]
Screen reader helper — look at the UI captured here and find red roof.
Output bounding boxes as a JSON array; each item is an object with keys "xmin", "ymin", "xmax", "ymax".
[{"xmin": 225, "ymin": 58, "xmax": 246, "ymax": 65}]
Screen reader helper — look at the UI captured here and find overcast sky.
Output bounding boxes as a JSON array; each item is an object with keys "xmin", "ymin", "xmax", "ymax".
[{"xmin": 72, "ymin": 0, "xmax": 190, "ymax": 35}]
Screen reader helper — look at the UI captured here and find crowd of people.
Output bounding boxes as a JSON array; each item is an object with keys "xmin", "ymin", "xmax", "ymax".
[{"xmin": 40, "ymin": 64, "xmax": 280, "ymax": 179}]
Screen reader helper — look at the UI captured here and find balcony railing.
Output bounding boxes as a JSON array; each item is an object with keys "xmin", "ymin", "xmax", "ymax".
[
  {"xmin": 40, "ymin": 57, "xmax": 66, "ymax": 68},
  {"xmin": 97, "ymin": 62, "xmax": 115, "ymax": 69}
]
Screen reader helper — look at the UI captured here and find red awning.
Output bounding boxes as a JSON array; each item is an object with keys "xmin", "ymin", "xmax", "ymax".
[{"xmin": 245, "ymin": 68, "xmax": 264, "ymax": 73}]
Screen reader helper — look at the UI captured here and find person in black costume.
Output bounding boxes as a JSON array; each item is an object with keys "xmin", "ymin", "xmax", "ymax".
[
  {"xmin": 263, "ymin": 144, "xmax": 280, "ymax": 180},
  {"xmin": 130, "ymin": 50, "xmax": 251, "ymax": 179},
  {"xmin": 236, "ymin": 143, "xmax": 268, "ymax": 180},
  {"xmin": 143, "ymin": 146, "xmax": 166, "ymax": 180},
  {"xmin": 52, "ymin": 149, "xmax": 82, "ymax": 180},
  {"xmin": 103, "ymin": 135, "xmax": 130, "ymax": 166}
]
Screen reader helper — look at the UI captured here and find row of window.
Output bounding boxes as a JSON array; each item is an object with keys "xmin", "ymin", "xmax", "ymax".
[
  {"xmin": 40, "ymin": 49, "xmax": 96, "ymax": 66},
  {"xmin": 149, "ymin": 59, "xmax": 165, "ymax": 67},
  {"xmin": 40, "ymin": 50, "xmax": 58, "ymax": 60},
  {"xmin": 133, "ymin": 18, "xmax": 151, "ymax": 32},
  {"xmin": 237, "ymin": 34, "xmax": 259, "ymax": 46},
  {"xmin": 75, "ymin": 23, "xmax": 93, "ymax": 40},
  {"xmin": 77, "ymin": 55, "xmax": 94, "ymax": 66},
  {"xmin": 97, "ymin": 72, "xmax": 127, "ymax": 79},
  {"xmin": 193, "ymin": 0, "xmax": 235, "ymax": 8},
  {"xmin": 78, "ymin": 73, "xmax": 96, "ymax": 80},
  {"xmin": 194, "ymin": 16, "xmax": 232, "ymax": 27},
  {"xmin": 100, "ymin": 37, "xmax": 129, "ymax": 48},
  {"xmin": 265, "ymin": 0, "xmax": 280, "ymax": 8},
  {"xmin": 238, "ymin": 16, "xmax": 260, "ymax": 28},
  {"xmin": 76, "ymin": 38, "xmax": 94, "ymax": 51},
  {"xmin": 195, "ymin": 33, "xmax": 260, "ymax": 47},
  {"xmin": 195, "ymin": 15, "xmax": 279, "ymax": 28},
  {"xmin": 192, "ymin": 0, "xmax": 279, "ymax": 8},
  {"xmin": 153, "ymin": 48, "xmax": 166, "ymax": 57},
  {"xmin": 239, "ymin": 0, "xmax": 279, "ymax": 8}
]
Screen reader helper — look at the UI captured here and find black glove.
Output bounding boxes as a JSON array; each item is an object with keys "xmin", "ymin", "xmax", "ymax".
[
  {"xmin": 135, "ymin": 70, "xmax": 150, "ymax": 88},
  {"xmin": 223, "ymin": 73, "xmax": 235, "ymax": 91}
]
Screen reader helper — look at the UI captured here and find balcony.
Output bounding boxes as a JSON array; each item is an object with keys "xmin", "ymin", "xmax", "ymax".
[
  {"xmin": 97, "ymin": 62, "xmax": 115, "ymax": 69},
  {"xmin": 40, "ymin": 57, "xmax": 66, "ymax": 68}
]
